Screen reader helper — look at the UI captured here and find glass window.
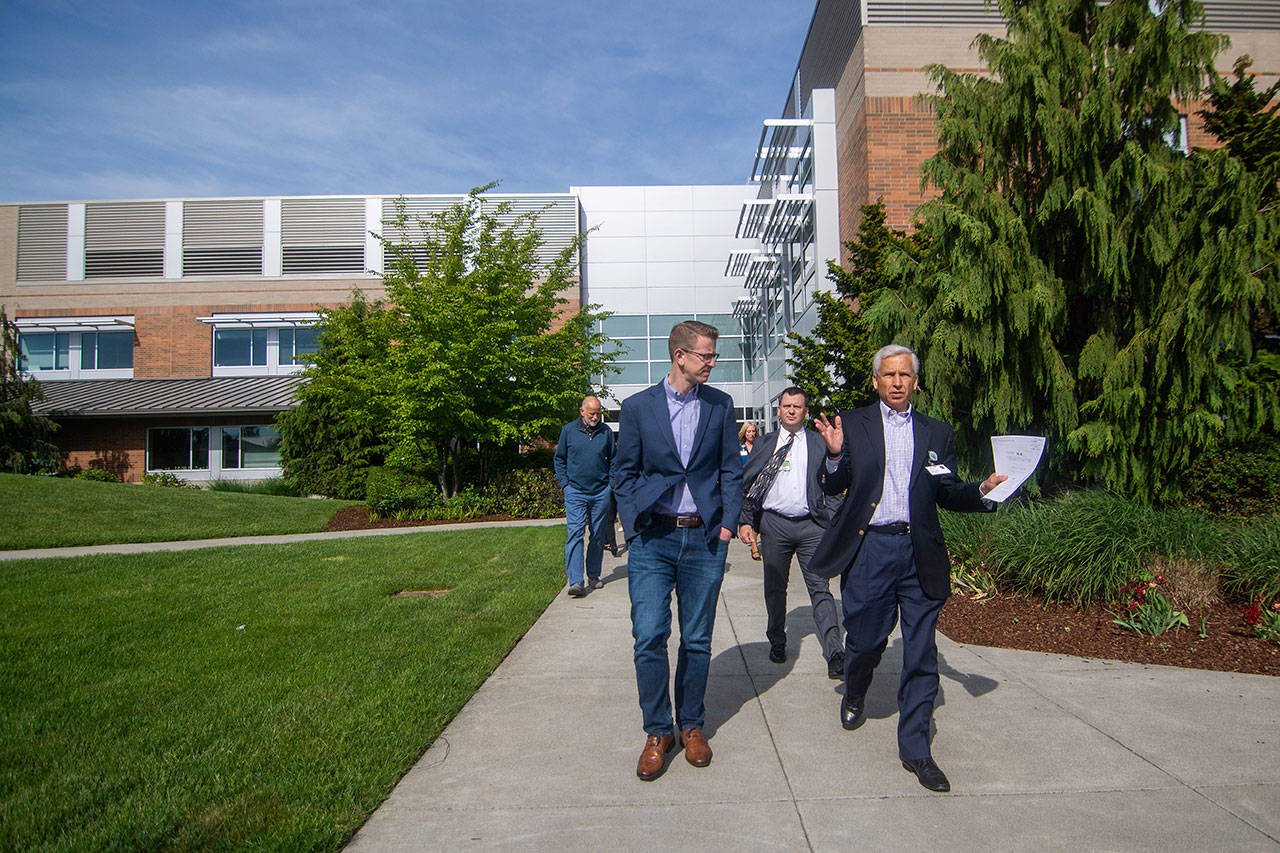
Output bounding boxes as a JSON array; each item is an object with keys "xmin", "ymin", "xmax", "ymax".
[
  {"xmin": 602, "ymin": 315, "xmax": 648, "ymax": 337},
  {"xmin": 602, "ymin": 338, "xmax": 643, "ymax": 360},
  {"xmin": 649, "ymin": 315, "xmax": 686, "ymax": 336},
  {"xmin": 240, "ymin": 426, "xmax": 281, "ymax": 468},
  {"xmin": 86, "ymin": 331, "xmax": 133, "ymax": 370},
  {"xmin": 222, "ymin": 426, "xmax": 282, "ymax": 469},
  {"xmin": 699, "ymin": 314, "xmax": 738, "ymax": 334},
  {"xmin": 19, "ymin": 332, "xmax": 69, "ymax": 371},
  {"xmin": 714, "ymin": 361, "xmax": 745, "ymax": 382},
  {"xmin": 148, "ymin": 427, "xmax": 209, "ymax": 471},
  {"xmin": 649, "ymin": 338, "xmax": 673, "ymax": 360},
  {"xmin": 291, "ymin": 327, "xmax": 319, "ymax": 363},
  {"xmin": 613, "ymin": 362, "xmax": 650, "ymax": 384},
  {"xmin": 214, "ymin": 328, "xmax": 269, "ymax": 367}
]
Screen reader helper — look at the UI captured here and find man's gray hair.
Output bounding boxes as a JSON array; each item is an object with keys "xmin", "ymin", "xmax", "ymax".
[{"xmin": 872, "ymin": 344, "xmax": 920, "ymax": 376}]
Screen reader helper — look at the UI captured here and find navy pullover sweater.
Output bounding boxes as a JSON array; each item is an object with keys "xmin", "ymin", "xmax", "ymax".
[{"xmin": 553, "ymin": 419, "xmax": 615, "ymax": 491}]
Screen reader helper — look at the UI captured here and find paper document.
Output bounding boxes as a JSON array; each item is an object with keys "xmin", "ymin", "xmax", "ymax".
[{"xmin": 984, "ymin": 435, "xmax": 1046, "ymax": 503}]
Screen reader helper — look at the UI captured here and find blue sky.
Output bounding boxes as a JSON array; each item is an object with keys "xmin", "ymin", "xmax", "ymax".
[{"xmin": 0, "ymin": 1, "xmax": 812, "ymax": 202}]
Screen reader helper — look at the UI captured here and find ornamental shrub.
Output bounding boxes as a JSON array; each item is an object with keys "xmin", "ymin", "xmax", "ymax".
[
  {"xmin": 1181, "ymin": 435, "xmax": 1280, "ymax": 518},
  {"xmin": 490, "ymin": 468, "xmax": 564, "ymax": 519},
  {"xmin": 74, "ymin": 468, "xmax": 121, "ymax": 483},
  {"xmin": 365, "ymin": 467, "xmax": 441, "ymax": 519}
]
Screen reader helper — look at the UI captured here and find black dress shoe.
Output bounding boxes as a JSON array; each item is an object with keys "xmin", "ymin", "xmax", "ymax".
[
  {"xmin": 827, "ymin": 651, "xmax": 845, "ymax": 680},
  {"xmin": 902, "ymin": 757, "xmax": 951, "ymax": 792},
  {"xmin": 840, "ymin": 694, "xmax": 865, "ymax": 730},
  {"xmin": 768, "ymin": 645, "xmax": 786, "ymax": 663}
]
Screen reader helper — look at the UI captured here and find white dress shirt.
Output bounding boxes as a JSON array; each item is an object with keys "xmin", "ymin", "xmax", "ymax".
[{"xmin": 761, "ymin": 428, "xmax": 810, "ymax": 518}]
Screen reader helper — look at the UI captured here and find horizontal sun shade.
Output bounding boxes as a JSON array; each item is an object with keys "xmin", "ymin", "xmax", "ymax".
[
  {"xmin": 183, "ymin": 199, "xmax": 264, "ymax": 275},
  {"xmin": 84, "ymin": 202, "xmax": 164, "ymax": 278},
  {"xmin": 16, "ymin": 204, "xmax": 68, "ymax": 281},
  {"xmin": 281, "ymin": 198, "xmax": 366, "ymax": 274},
  {"xmin": 381, "ymin": 194, "xmax": 579, "ymax": 270},
  {"xmin": 14, "ymin": 315, "xmax": 135, "ymax": 333},
  {"xmin": 725, "ymin": 250, "xmax": 754, "ymax": 278},
  {"xmin": 196, "ymin": 312, "xmax": 320, "ymax": 328}
]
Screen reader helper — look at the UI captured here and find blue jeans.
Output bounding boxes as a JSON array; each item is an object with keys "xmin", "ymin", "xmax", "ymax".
[
  {"xmin": 627, "ymin": 524, "xmax": 728, "ymax": 735},
  {"xmin": 563, "ymin": 485, "xmax": 612, "ymax": 585}
]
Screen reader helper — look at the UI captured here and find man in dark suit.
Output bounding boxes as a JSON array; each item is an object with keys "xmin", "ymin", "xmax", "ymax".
[
  {"xmin": 613, "ymin": 319, "xmax": 742, "ymax": 781},
  {"xmin": 812, "ymin": 344, "xmax": 1005, "ymax": 793},
  {"xmin": 737, "ymin": 386, "xmax": 844, "ymax": 678}
]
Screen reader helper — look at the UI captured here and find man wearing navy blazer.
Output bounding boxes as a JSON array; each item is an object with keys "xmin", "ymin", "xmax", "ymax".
[
  {"xmin": 613, "ymin": 319, "xmax": 742, "ymax": 781},
  {"xmin": 812, "ymin": 344, "xmax": 1005, "ymax": 793}
]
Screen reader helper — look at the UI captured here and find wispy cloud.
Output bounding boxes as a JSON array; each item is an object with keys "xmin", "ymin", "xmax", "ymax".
[{"xmin": 0, "ymin": 0, "xmax": 812, "ymax": 201}]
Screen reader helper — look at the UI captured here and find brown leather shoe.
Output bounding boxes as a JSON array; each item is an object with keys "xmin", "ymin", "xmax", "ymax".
[
  {"xmin": 636, "ymin": 733, "xmax": 676, "ymax": 781},
  {"xmin": 681, "ymin": 727, "xmax": 712, "ymax": 767}
]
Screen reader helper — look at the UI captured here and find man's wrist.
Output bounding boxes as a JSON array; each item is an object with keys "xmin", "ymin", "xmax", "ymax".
[{"xmin": 826, "ymin": 450, "xmax": 841, "ymax": 460}]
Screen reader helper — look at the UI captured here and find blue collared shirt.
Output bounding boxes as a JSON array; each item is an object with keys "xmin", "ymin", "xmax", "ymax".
[{"xmin": 657, "ymin": 376, "xmax": 700, "ymax": 515}]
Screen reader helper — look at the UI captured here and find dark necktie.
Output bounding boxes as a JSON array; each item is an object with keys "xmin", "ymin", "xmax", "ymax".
[{"xmin": 746, "ymin": 432, "xmax": 796, "ymax": 504}]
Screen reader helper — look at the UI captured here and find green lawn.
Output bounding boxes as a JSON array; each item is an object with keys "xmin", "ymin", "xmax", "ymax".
[
  {"xmin": 0, "ymin": 474, "xmax": 357, "ymax": 550},
  {"xmin": 0, "ymin": 526, "xmax": 565, "ymax": 850}
]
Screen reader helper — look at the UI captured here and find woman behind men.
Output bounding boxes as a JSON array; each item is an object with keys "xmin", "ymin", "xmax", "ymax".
[{"xmin": 738, "ymin": 421, "xmax": 762, "ymax": 561}]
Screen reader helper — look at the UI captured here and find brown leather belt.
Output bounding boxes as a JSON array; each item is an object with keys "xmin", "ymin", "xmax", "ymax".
[{"xmin": 653, "ymin": 513, "xmax": 704, "ymax": 528}]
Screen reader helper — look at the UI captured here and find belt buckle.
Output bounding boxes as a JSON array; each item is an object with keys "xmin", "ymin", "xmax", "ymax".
[{"xmin": 676, "ymin": 515, "xmax": 698, "ymax": 527}]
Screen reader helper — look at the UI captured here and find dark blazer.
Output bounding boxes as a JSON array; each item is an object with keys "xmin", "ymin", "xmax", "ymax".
[
  {"xmin": 613, "ymin": 381, "xmax": 743, "ymax": 544},
  {"xmin": 738, "ymin": 428, "xmax": 839, "ymax": 530},
  {"xmin": 809, "ymin": 404, "xmax": 993, "ymax": 599}
]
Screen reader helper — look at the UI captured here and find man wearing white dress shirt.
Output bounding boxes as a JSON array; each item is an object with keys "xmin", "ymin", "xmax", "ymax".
[{"xmin": 738, "ymin": 387, "xmax": 844, "ymax": 679}]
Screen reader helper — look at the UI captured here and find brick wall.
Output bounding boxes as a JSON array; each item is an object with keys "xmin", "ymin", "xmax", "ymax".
[{"xmin": 56, "ymin": 413, "xmax": 286, "ymax": 482}]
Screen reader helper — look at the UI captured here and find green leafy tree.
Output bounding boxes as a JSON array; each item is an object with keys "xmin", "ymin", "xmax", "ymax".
[
  {"xmin": 280, "ymin": 188, "xmax": 614, "ymax": 498},
  {"xmin": 0, "ymin": 308, "xmax": 59, "ymax": 473},
  {"xmin": 867, "ymin": 0, "xmax": 1279, "ymax": 502},
  {"xmin": 787, "ymin": 201, "xmax": 928, "ymax": 414}
]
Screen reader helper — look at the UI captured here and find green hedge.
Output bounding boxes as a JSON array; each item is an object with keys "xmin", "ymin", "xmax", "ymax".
[{"xmin": 364, "ymin": 466, "xmax": 565, "ymax": 522}]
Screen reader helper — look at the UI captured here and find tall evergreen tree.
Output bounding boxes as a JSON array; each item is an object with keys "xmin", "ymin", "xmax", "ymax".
[
  {"xmin": 787, "ymin": 201, "xmax": 927, "ymax": 413},
  {"xmin": 867, "ymin": 0, "xmax": 1279, "ymax": 501}
]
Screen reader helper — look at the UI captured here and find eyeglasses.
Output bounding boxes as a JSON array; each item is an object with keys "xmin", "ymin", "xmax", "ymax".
[{"xmin": 681, "ymin": 349, "xmax": 719, "ymax": 363}]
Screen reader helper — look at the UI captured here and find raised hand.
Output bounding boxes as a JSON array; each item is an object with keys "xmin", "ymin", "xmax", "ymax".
[{"xmin": 813, "ymin": 412, "xmax": 844, "ymax": 456}]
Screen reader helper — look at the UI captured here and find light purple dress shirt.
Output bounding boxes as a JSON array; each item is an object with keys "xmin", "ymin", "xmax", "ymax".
[
  {"xmin": 868, "ymin": 400, "xmax": 913, "ymax": 525},
  {"xmin": 657, "ymin": 376, "xmax": 700, "ymax": 515}
]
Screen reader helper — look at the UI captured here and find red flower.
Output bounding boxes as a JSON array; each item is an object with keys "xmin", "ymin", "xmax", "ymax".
[
  {"xmin": 1155, "ymin": 575, "xmax": 1165, "ymax": 584},
  {"xmin": 1243, "ymin": 604, "xmax": 1262, "ymax": 626},
  {"xmin": 1128, "ymin": 601, "xmax": 1140, "ymax": 613}
]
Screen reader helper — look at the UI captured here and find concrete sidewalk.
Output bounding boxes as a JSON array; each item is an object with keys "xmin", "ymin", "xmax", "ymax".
[
  {"xmin": 347, "ymin": 538, "xmax": 1280, "ymax": 851},
  {"xmin": 0, "ymin": 517, "xmax": 564, "ymax": 561}
]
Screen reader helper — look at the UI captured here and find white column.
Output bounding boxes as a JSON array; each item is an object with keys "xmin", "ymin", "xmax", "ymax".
[
  {"xmin": 164, "ymin": 200, "xmax": 183, "ymax": 278},
  {"xmin": 66, "ymin": 203, "xmax": 85, "ymax": 281},
  {"xmin": 809, "ymin": 88, "xmax": 840, "ymax": 292},
  {"xmin": 364, "ymin": 197, "xmax": 383, "ymax": 275},
  {"xmin": 263, "ymin": 199, "xmax": 282, "ymax": 276}
]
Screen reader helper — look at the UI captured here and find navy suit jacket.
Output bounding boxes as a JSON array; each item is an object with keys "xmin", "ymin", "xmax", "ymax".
[
  {"xmin": 809, "ymin": 404, "xmax": 993, "ymax": 599},
  {"xmin": 612, "ymin": 381, "xmax": 743, "ymax": 544},
  {"xmin": 737, "ymin": 428, "xmax": 839, "ymax": 530}
]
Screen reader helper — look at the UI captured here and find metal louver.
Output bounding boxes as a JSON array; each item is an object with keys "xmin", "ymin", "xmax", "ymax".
[
  {"xmin": 84, "ymin": 202, "xmax": 164, "ymax": 278},
  {"xmin": 16, "ymin": 204, "xmax": 68, "ymax": 281},
  {"xmin": 280, "ymin": 198, "xmax": 365, "ymax": 274},
  {"xmin": 381, "ymin": 194, "xmax": 578, "ymax": 269},
  {"xmin": 183, "ymin": 199, "xmax": 264, "ymax": 276}
]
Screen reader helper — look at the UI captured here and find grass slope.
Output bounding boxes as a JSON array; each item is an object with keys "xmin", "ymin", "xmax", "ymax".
[
  {"xmin": 0, "ymin": 474, "xmax": 355, "ymax": 550},
  {"xmin": 0, "ymin": 526, "xmax": 565, "ymax": 850}
]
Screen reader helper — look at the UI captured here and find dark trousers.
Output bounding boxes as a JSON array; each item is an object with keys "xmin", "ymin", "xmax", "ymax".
[
  {"xmin": 841, "ymin": 530, "xmax": 944, "ymax": 762},
  {"xmin": 759, "ymin": 510, "xmax": 842, "ymax": 661}
]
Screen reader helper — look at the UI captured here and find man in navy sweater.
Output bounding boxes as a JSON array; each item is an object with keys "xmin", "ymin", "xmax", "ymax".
[{"xmin": 554, "ymin": 395, "xmax": 616, "ymax": 597}]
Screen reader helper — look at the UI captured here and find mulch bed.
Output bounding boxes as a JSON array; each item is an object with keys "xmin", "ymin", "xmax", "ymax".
[
  {"xmin": 939, "ymin": 592, "xmax": 1280, "ymax": 677},
  {"xmin": 324, "ymin": 506, "xmax": 1279, "ymax": 676}
]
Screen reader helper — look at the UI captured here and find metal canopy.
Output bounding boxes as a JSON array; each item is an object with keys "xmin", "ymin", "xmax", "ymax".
[
  {"xmin": 32, "ymin": 375, "xmax": 305, "ymax": 418},
  {"xmin": 15, "ymin": 315, "xmax": 134, "ymax": 333}
]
